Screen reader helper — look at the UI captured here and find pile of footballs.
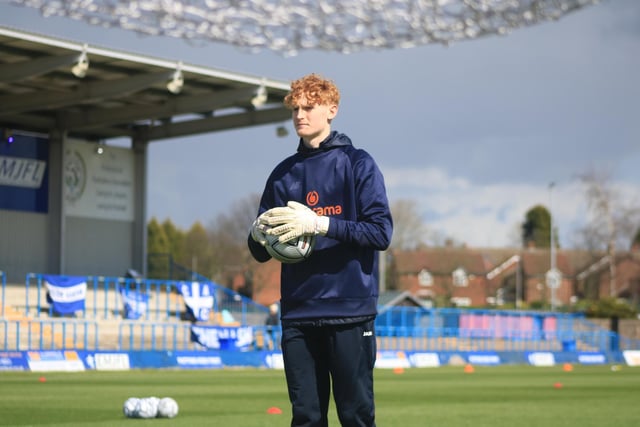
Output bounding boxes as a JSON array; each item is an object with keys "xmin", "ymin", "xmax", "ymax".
[{"xmin": 123, "ymin": 396, "xmax": 179, "ymax": 419}]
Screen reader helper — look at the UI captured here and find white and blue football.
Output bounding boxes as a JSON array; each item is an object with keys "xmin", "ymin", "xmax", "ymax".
[
  {"xmin": 157, "ymin": 397, "xmax": 179, "ymax": 418},
  {"xmin": 123, "ymin": 397, "xmax": 140, "ymax": 418}
]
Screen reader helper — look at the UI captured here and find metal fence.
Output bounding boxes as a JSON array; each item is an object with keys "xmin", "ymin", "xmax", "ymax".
[
  {"xmin": 3, "ymin": 317, "xmax": 635, "ymax": 354},
  {"xmin": 0, "ymin": 318, "xmax": 281, "ymax": 352},
  {"xmin": 1, "ymin": 318, "xmax": 100, "ymax": 351},
  {"xmin": 1, "ymin": 270, "xmax": 5, "ymax": 317},
  {"xmin": 24, "ymin": 273, "xmax": 268, "ymax": 324},
  {"xmin": 375, "ymin": 326, "xmax": 625, "ymax": 353},
  {"xmin": 2, "ymin": 271, "xmax": 640, "ymax": 354}
]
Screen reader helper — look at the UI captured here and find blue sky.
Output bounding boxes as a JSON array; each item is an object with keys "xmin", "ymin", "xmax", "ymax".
[{"xmin": 1, "ymin": 1, "xmax": 638, "ymax": 248}]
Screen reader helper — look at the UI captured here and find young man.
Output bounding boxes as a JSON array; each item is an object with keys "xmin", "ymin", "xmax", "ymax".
[{"xmin": 247, "ymin": 73, "xmax": 393, "ymax": 427}]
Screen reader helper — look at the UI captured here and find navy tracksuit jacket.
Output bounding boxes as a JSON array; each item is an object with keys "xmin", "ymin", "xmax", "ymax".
[{"xmin": 248, "ymin": 130, "xmax": 393, "ymax": 323}]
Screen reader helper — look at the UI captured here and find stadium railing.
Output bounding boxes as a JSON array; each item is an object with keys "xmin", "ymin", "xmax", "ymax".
[
  {"xmin": 375, "ymin": 326, "xmax": 623, "ymax": 352},
  {"xmin": 24, "ymin": 272, "xmax": 268, "ymax": 324},
  {"xmin": 0, "ymin": 317, "xmax": 283, "ymax": 352},
  {"xmin": 114, "ymin": 322, "xmax": 283, "ymax": 351},
  {"xmin": 1, "ymin": 270, "xmax": 5, "ymax": 317},
  {"xmin": 117, "ymin": 321, "xmax": 196, "ymax": 351},
  {"xmin": 568, "ymin": 315, "xmax": 640, "ymax": 352},
  {"xmin": 3, "ymin": 272, "xmax": 638, "ymax": 354},
  {"xmin": 374, "ymin": 306, "xmax": 634, "ymax": 353},
  {"xmin": 1, "ymin": 318, "xmax": 99, "ymax": 350},
  {"xmin": 2, "ymin": 317, "xmax": 632, "ymax": 353},
  {"xmin": 376, "ymin": 306, "xmax": 583, "ymax": 336}
]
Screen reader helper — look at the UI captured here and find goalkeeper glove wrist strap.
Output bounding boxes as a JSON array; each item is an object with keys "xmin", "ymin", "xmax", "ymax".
[{"xmin": 315, "ymin": 216, "xmax": 329, "ymax": 236}]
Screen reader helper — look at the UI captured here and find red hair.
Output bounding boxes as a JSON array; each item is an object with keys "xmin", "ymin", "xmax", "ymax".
[{"xmin": 284, "ymin": 73, "xmax": 340, "ymax": 108}]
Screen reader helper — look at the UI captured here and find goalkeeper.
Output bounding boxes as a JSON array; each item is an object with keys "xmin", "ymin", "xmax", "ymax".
[{"xmin": 248, "ymin": 73, "xmax": 393, "ymax": 427}]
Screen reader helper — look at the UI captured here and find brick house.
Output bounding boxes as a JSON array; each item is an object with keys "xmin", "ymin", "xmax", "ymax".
[
  {"xmin": 246, "ymin": 259, "xmax": 282, "ymax": 306},
  {"xmin": 575, "ymin": 249, "xmax": 640, "ymax": 304},
  {"xmin": 390, "ymin": 245, "xmax": 640, "ymax": 308},
  {"xmin": 243, "ymin": 245, "xmax": 640, "ymax": 309},
  {"xmin": 391, "ymin": 247, "xmax": 508, "ymax": 306}
]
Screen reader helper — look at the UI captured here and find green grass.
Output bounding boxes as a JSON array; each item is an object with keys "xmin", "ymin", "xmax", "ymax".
[{"xmin": 1, "ymin": 365, "xmax": 639, "ymax": 426}]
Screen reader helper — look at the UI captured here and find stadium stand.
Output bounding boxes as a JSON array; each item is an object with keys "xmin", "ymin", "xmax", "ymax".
[{"xmin": 2, "ymin": 269, "xmax": 639, "ymax": 359}]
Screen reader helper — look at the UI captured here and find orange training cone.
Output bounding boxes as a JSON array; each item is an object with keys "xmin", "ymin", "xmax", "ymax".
[
  {"xmin": 563, "ymin": 363, "xmax": 573, "ymax": 372},
  {"xmin": 464, "ymin": 364, "xmax": 475, "ymax": 373}
]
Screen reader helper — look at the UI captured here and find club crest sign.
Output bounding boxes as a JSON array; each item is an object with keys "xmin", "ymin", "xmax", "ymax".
[
  {"xmin": 64, "ymin": 148, "xmax": 86, "ymax": 203},
  {"xmin": 62, "ymin": 139, "xmax": 134, "ymax": 221}
]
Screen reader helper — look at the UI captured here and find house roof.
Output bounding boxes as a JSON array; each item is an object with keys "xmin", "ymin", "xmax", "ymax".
[
  {"xmin": 0, "ymin": 26, "xmax": 290, "ymax": 142},
  {"xmin": 393, "ymin": 247, "xmax": 505, "ymax": 276},
  {"xmin": 378, "ymin": 290, "xmax": 432, "ymax": 312},
  {"xmin": 393, "ymin": 246, "xmax": 612, "ymax": 279},
  {"xmin": 576, "ymin": 250, "xmax": 640, "ymax": 281},
  {"xmin": 519, "ymin": 248, "xmax": 598, "ymax": 277}
]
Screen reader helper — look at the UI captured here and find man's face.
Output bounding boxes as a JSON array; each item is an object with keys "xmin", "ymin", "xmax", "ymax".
[{"xmin": 291, "ymin": 96, "xmax": 337, "ymax": 148}]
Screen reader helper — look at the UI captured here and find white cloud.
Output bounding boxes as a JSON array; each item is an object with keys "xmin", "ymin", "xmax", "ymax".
[
  {"xmin": 385, "ymin": 166, "xmax": 639, "ymax": 249},
  {"xmin": 384, "ymin": 167, "xmax": 470, "ymax": 191}
]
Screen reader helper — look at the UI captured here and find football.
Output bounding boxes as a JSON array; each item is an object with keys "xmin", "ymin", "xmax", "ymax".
[
  {"xmin": 146, "ymin": 397, "xmax": 160, "ymax": 417},
  {"xmin": 265, "ymin": 233, "xmax": 316, "ymax": 264},
  {"xmin": 136, "ymin": 397, "xmax": 157, "ymax": 419},
  {"xmin": 123, "ymin": 397, "xmax": 139, "ymax": 418},
  {"xmin": 157, "ymin": 397, "xmax": 179, "ymax": 418}
]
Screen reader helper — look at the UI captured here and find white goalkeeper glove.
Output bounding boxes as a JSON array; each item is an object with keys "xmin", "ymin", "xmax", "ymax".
[
  {"xmin": 250, "ymin": 215, "xmax": 269, "ymax": 246},
  {"xmin": 262, "ymin": 201, "xmax": 329, "ymax": 243}
]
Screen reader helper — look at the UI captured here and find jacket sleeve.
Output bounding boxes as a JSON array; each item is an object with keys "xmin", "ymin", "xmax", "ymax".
[
  {"xmin": 248, "ymin": 234, "xmax": 272, "ymax": 263},
  {"xmin": 247, "ymin": 181, "xmax": 275, "ymax": 263},
  {"xmin": 325, "ymin": 151, "xmax": 393, "ymax": 250}
]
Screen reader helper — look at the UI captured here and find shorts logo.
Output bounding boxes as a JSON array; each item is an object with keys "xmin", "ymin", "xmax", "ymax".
[
  {"xmin": 363, "ymin": 331, "xmax": 373, "ymax": 337},
  {"xmin": 306, "ymin": 191, "xmax": 319, "ymax": 206}
]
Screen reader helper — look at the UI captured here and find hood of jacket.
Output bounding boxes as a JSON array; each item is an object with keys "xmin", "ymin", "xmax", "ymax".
[{"xmin": 296, "ymin": 130, "xmax": 352, "ymax": 155}]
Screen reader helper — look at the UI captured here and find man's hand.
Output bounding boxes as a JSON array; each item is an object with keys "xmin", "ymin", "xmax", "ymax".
[
  {"xmin": 262, "ymin": 201, "xmax": 329, "ymax": 243},
  {"xmin": 250, "ymin": 216, "xmax": 269, "ymax": 246}
]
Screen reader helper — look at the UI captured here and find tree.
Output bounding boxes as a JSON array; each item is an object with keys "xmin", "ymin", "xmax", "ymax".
[
  {"xmin": 576, "ymin": 169, "xmax": 640, "ymax": 296},
  {"xmin": 208, "ymin": 193, "xmax": 262, "ymax": 296},
  {"xmin": 183, "ymin": 222, "xmax": 214, "ymax": 279},
  {"xmin": 147, "ymin": 217, "xmax": 170, "ymax": 279},
  {"xmin": 162, "ymin": 219, "xmax": 187, "ymax": 265},
  {"xmin": 633, "ymin": 227, "xmax": 640, "ymax": 249},
  {"xmin": 389, "ymin": 199, "xmax": 430, "ymax": 250},
  {"xmin": 521, "ymin": 205, "xmax": 555, "ymax": 248},
  {"xmin": 575, "ymin": 297, "xmax": 638, "ymax": 319}
]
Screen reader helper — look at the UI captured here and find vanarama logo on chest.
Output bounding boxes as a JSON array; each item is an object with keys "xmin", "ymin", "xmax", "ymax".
[{"xmin": 306, "ymin": 190, "xmax": 342, "ymax": 216}]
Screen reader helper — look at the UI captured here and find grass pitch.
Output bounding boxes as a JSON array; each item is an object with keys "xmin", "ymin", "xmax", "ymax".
[{"xmin": 0, "ymin": 365, "xmax": 639, "ymax": 426}]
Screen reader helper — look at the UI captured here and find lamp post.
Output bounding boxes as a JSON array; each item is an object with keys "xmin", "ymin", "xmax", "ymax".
[
  {"xmin": 515, "ymin": 255, "xmax": 522, "ymax": 310},
  {"xmin": 547, "ymin": 182, "xmax": 559, "ymax": 310}
]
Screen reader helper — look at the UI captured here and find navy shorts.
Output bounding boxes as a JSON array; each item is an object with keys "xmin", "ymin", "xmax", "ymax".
[{"xmin": 281, "ymin": 319, "xmax": 377, "ymax": 427}]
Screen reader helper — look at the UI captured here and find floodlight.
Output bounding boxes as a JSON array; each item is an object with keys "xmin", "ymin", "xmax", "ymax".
[
  {"xmin": 251, "ymin": 84, "xmax": 267, "ymax": 108},
  {"xmin": 167, "ymin": 62, "xmax": 184, "ymax": 94},
  {"xmin": 95, "ymin": 142, "xmax": 105, "ymax": 155},
  {"xmin": 71, "ymin": 44, "xmax": 89, "ymax": 78}
]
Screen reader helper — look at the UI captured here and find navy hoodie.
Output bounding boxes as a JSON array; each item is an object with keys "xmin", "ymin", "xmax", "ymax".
[{"xmin": 248, "ymin": 131, "xmax": 393, "ymax": 322}]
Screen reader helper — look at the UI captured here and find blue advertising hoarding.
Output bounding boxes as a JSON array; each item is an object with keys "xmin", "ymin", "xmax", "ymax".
[
  {"xmin": 0, "ymin": 351, "xmax": 28, "ymax": 371},
  {"xmin": 0, "ymin": 134, "xmax": 49, "ymax": 213}
]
